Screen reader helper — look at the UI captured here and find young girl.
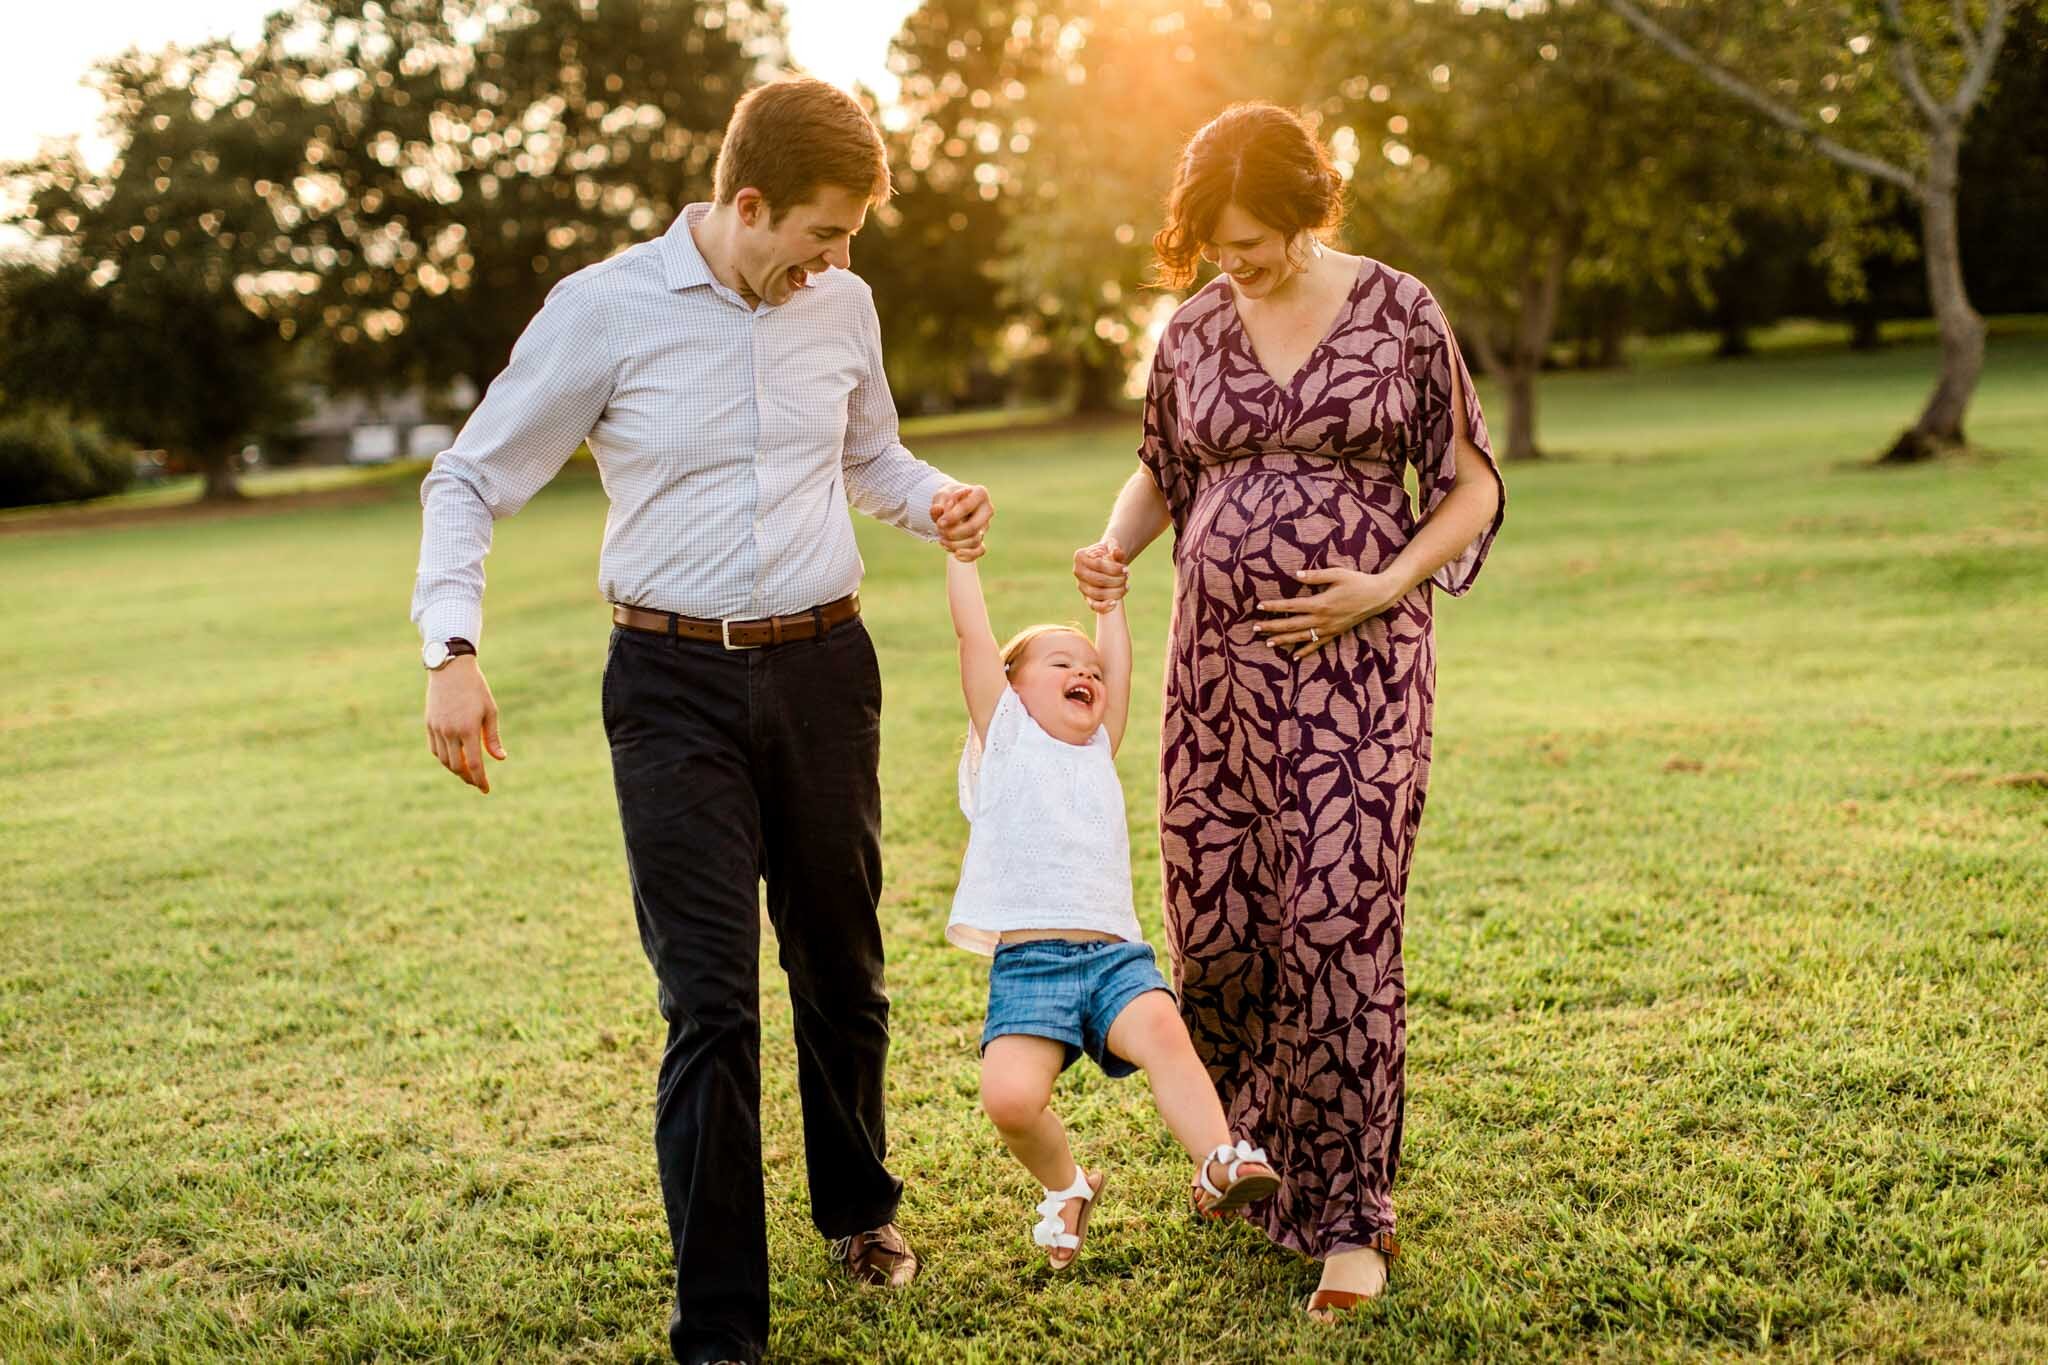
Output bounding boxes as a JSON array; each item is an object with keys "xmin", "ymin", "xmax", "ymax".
[{"xmin": 945, "ymin": 548, "xmax": 1281, "ymax": 1268}]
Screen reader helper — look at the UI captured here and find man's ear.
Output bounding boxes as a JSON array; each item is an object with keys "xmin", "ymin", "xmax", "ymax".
[{"xmin": 733, "ymin": 186, "xmax": 766, "ymax": 227}]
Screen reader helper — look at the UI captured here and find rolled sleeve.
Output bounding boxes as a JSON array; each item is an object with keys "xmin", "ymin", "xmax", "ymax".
[{"xmin": 410, "ymin": 273, "xmax": 616, "ymax": 645}]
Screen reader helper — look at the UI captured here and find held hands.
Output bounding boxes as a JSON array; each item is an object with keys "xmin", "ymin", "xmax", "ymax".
[
  {"xmin": 1072, "ymin": 537, "xmax": 1128, "ymax": 614},
  {"xmin": 425, "ymin": 656, "xmax": 506, "ymax": 794},
  {"xmin": 932, "ymin": 483, "xmax": 994, "ymax": 562},
  {"xmin": 1255, "ymin": 566, "xmax": 1411, "ymax": 657}
]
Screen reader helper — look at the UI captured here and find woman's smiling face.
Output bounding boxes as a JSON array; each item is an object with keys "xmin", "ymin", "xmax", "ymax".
[
  {"xmin": 1009, "ymin": 630, "xmax": 1107, "ymax": 745},
  {"xmin": 1202, "ymin": 200, "xmax": 1304, "ymax": 301}
]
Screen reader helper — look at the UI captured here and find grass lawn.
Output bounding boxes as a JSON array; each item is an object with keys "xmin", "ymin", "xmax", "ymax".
[{"xmin": 3, "ymin": 335, "xmax": 2046, "ymax": 1362}]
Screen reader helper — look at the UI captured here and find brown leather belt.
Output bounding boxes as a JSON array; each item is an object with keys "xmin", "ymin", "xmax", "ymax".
[{"xmin": 611, "ymin": 592, "xmax": 860, "ymax": 649}]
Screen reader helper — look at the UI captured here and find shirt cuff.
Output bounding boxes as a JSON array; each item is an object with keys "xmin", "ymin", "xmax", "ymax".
[
  {"xmin": 417, "ymin": 598, "xmax": 483, "ymax": 650},
  {"xmin": 906, "ymin": 466, "xmax": 958, "ymax": 541}
]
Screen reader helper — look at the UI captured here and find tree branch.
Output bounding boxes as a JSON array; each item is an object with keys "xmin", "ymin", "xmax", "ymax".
[
  {"xmin": 1952, "ymin": 0, "xmax": 2012, "ymax": 119},
  {"xmin": 1599, "ymin": 0, "xmax": 1920, "ymax": 192},
  {"xmin": 1878, "ymin": 0, "xmax": 1950, "ymax": 127},
  {"xmin": 1950, "ymin": 0, "xmax": 1981, "ymax": 65}
]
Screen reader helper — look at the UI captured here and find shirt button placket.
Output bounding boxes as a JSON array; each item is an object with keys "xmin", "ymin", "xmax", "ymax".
[{"xmin": 750, "ymin": 314, "xmax": 764, "ymax": 612}]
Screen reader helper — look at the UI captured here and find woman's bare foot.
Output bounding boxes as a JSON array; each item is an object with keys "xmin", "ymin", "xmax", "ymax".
[{"xmin": 1306, "ymin": 1246, "xmax": 1388, "ymax": 1321}]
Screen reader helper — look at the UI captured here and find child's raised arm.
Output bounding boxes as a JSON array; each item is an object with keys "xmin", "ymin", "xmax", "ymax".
[
  {"xmin": 948, "ymin": 554, "xmax": 1006, "ymax": 741},
  {"xmin": 1095, "ymin": 599, "xmax": 1132, "ymax": 756}
]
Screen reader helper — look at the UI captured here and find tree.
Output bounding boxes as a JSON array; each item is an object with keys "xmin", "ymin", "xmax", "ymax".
[
  {"xmin": 1598, "ymin": 0, "xmax": 2025, "ymax": 461},
  {"xmin": 1297, "ymin": 1, "xmax": 1761, "ymax": 460},
  {"xmin": 854, "ymin": 84, "xmax": 1008, "ymax": 412},
  {"xmin": 234, "ymin": 0, "xmax": 781, "ymax": 397},
  {"xmin": 2, "ymin": 41, "xmax": 308, "ymax": 499},
  {"xmin": 1956, "ymin": 2, "xmax": 2048, "ymax": 314},
  {"xmin": 886, "ymin": 0, "xmax": 1286, "ymax": 410}
]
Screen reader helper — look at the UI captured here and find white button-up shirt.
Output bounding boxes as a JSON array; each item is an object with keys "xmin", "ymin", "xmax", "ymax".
[{"xmin": 411, "ymin": 203, "xmax": 955, "ymax": 645}]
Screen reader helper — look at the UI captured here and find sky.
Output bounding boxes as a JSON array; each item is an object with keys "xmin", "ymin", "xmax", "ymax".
[{"xmin": 0, "ymin": 0, "xmax": 923, "ymax": 169}]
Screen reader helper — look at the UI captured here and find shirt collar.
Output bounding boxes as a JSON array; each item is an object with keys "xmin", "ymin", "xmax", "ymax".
[{"xmin": 659, "ymin": 203, "xmax": 718, "ymax": 292}]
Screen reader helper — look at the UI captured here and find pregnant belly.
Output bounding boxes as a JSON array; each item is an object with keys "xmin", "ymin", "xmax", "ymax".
[{"xmin": 1179, "ymin": 453, "xmax": 1414, "ymax": 623}]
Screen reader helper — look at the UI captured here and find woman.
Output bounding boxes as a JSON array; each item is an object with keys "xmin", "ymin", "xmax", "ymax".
[{"xmin": 1073, "ymin": 103, "xmax": 1503, "ymax": 1320}]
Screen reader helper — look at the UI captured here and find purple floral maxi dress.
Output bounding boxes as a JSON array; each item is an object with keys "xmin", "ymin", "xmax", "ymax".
[{"xmin": 1139, "ymin": 260, "xmax": 1503, "ymax": 1259}]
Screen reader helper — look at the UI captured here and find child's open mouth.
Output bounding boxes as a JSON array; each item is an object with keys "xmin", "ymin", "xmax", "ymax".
[{"xmin": 1064, "ymin": 682, "xmax": 1096, "ymax": 706}]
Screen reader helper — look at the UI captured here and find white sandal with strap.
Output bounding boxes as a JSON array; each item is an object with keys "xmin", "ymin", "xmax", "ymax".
[
  {"xmin": 1192, "ymin": 1139, "xmax": 1281, "ymax": 1218},
  {"xmin": 1031, "ymin": 1166, "xmax": 1105, "ymax": 1269}
]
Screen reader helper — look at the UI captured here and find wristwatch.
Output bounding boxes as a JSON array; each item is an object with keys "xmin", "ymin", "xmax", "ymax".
[{"xmin": 422, "ymin": 637, "xmax": 477, "ymax": 671}]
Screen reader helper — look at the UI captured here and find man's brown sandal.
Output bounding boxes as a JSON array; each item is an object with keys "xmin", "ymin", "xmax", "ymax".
[
  {"xmin": 1032, "ymin": 1166, "xmax": 1105, "ymax": 1270},
  {"xmin": 832, "ymin": 1222, "xmax": 919, "ymax": 1287},
  {"xmin": 1190, "ymin": 1139, "xmax": 1281, "ymax": 1219}
]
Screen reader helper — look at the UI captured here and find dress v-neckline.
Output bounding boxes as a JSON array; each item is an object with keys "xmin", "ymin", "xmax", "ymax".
[{"xmin": 1226, "ymin": 257, "xmax": 1369, "ymax": 393}]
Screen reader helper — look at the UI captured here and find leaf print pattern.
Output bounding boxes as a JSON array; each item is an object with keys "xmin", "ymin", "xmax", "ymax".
[{"xmin": 1138, "ymin": 259, "xmax": 1502, "ymax": 1259}]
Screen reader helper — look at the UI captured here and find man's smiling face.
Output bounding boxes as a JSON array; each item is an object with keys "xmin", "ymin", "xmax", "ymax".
[{"xmin": 732, "ymin": 183, "xmax": 869, "ymax": 306}]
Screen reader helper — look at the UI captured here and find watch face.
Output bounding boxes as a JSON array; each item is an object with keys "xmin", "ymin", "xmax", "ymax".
[{"xmin": 423, "ymin": 641, "xmax": 450, "ymax": 670}]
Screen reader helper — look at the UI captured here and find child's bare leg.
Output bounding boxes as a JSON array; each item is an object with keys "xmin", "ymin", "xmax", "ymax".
[
  {"xmin": 980, "ymin": 1035, "xmax": 1075, "ymax": 1185},
  {"xmin": 982, "ymin": 1035, "xmax": 1096, "ymax": 1264},
  {"xmin": 1103, "ymin": 991, "xmax": 1232, "ymax": 1159}
]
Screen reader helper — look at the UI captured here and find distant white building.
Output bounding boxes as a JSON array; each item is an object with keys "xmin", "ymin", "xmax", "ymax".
[{"xmin": 284, "ymin": 379, "xmax": 477, "ymax": 465}]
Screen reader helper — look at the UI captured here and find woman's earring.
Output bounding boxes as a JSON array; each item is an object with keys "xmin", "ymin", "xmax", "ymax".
[{"xmin": 1312, "ymin": 237, "xmax": 1325, "ymax": 260}]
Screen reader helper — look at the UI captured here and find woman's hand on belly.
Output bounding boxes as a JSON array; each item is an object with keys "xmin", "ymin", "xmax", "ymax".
[{"xmin": 1253, "ymin": 566, "xmax": 1413, "ymax": 658}]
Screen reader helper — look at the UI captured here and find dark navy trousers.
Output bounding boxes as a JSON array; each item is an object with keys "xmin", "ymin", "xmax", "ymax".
[{"xmin": 601, "ymin": 617, "xmax": 902, "ymax": 1365}]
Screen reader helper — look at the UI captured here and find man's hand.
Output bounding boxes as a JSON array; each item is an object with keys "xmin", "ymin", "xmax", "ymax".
[
  {"xmin": 1073, "ymin": 537, "xmax": 1129, "ymax": 613},
  {"xmin": 932, "ymin": 483, "xmax": 993, "ymax": 561},
  {"xmin": 425, "ymin": 656, "xmax": 507, "ymax": 794}
]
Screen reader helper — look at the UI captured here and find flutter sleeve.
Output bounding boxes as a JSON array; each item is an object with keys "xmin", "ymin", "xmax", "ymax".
[
  {"xmin": 1136, "ymin": 328, "xmax": 1200, "ymax": 537},
  {"xmin": 1406, "ymin": 287, "xmax": 1504, "ymax": 595}
]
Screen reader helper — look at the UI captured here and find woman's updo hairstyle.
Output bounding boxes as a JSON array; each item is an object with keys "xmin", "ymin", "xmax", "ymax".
[{"xmin": 1152, "ymin": 102, "xmax": 1346, "ymax": 291}]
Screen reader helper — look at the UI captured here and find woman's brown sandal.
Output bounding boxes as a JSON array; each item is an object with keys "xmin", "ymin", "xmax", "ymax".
[
  {"xmin": 1305, "ymin": 1288, "xmax": 1371, "ymax": 1322},
  {"xmin": 1190, "ymin": 1139, "xmax": 1281, "ymax": 1219},
  {"xmin": 1031, "ymin": 1166, "xmax": 1105, "ymax": 1270},
  {"xmin": 1304, "ymin": 1241, "xmax": 1397, "ymax": 1321}
]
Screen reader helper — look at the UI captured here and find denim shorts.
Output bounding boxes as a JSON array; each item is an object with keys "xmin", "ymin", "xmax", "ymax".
[{"xmin": 980, "ymin": 939, "xmax": 1174, "ymax": 1078}]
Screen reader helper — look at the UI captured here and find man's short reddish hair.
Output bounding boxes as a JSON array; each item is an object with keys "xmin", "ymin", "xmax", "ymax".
[{"xmin": 714, "ymin": 77, "xmax": 891, "ymax": 217}]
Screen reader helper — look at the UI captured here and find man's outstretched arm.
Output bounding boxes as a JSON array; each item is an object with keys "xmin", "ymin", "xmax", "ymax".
[{"xmin": 415, "ymin": 274, "xmax": 615, "ymax": 793}]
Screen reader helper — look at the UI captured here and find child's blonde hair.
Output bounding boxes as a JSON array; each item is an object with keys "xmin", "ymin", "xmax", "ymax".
[{"xmin": 1000, "ymin": 622, "xmax": 1092, "ymax": 675}]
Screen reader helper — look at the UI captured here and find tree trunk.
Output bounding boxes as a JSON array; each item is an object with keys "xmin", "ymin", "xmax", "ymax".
[
  {"xmin": 1069, "ymin": 351, "xmax": 1124, "ymax": 414},
  {"xmin": 1849, "ymin": 308, "xmax": 1883, "ymax": 351},
  {"xmin": 199, "ymin": 455, "xmax": 245, "ymax": 502},
  {"xmin": 1500, "ymin": 363, "xmax": 1540, "ymax": 462},
  {"xmin": 1595, "ymin": 303, "xmax": 1628, "ymax": 369},
  {"xmin": 1883, "ymin": 135, "xmax": 1986, "ymax": 462},
  {"xmin": 1495, "ymin": 234, "xmax": 1573, "ymax": 460}
]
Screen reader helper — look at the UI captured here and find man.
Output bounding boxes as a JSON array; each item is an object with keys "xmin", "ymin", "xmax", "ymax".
[{"xmin": 411, "ymin": 77, "xmax": 992, "ymax": 1365}]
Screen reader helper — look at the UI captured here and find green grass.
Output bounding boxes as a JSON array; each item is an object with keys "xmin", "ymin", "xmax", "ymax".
[{"xmin": 3, "ymin": 334, "xmax": 2046, "ymax": 1363}]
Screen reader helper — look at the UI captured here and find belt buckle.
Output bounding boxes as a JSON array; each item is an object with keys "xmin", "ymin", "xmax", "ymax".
[{"xmin": 721, "ymin": 617, "xmax": 759, "ymax": 651}]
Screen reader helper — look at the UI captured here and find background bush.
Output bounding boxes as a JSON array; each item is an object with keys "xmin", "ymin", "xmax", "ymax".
[{"xmin": 0, "ymin": 408, "xmax": 134, "ymax": 508}]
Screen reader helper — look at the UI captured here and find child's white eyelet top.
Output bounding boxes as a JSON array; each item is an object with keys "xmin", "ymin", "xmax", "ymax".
[{"xmin": 948, "ymin": 686, "xmax": 1144, "ymax": 954}]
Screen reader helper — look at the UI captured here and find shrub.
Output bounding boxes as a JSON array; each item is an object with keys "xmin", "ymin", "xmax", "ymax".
[{"xmin": 0, "ymin": 409, "xmax": 135, "ymax": 508}]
